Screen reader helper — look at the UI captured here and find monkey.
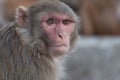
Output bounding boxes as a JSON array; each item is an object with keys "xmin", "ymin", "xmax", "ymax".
[{"xmin": 0, "ymin": 0, "xmax": 80, "ymax": 80}]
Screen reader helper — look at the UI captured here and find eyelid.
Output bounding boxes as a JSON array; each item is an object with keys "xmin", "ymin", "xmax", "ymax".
[
  {"xmin": 46, "ymin": 17, "xmax": 57, "ymax": 25},
  {"xmin": 65, "ymin": 19, "xmax": 75, "ymax": 22},
  {"xmin": 62, "ymin": 19, "xmax": 74, "ymax": 24}
]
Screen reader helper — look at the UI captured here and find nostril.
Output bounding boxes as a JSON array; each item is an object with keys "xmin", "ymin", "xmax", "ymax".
[{"xmin": 58, "ymin": 34, "xmax": 63, "ymax": 39}]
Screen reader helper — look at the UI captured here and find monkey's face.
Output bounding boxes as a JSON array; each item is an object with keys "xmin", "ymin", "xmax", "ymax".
[
  {"xmin": 16, "ymin": 1, "xmax": 79, "ymax": 57},
  {"xmin": 39, "ymin": 13, "xmax": 76, "ymax": 56}
]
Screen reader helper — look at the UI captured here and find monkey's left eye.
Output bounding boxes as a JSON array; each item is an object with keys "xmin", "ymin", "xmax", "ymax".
[
  {"xmin": 62, "ymin": 19, "xmax": 72, "ymax": 25},
  {"xmin": 46, "ymin": 18, "xmax": 56, "ymax": 25}
]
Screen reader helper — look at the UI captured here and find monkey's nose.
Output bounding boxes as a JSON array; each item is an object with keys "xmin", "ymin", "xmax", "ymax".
[{"xmin": 57, "ymin": 32, "xmax": 66, "ymax": 40}]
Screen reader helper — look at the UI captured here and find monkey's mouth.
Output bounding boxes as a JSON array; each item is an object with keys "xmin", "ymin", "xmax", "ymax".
[
  {"xmin": 49, "ymin": 43, "xmax": 69, "ymax": 57},
  {"xmin": 52, "ymin": 44, "xmax": 68, "ymax": 47},
  {"xmin": 50, "ymin": 43, "xmax": 69, "ymax": 52}
]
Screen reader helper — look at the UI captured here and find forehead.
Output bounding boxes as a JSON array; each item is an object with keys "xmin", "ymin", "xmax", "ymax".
[
  {"xmin": 39, "ymin": 13, "xmax": 74, "ymax": 20},
  {"xmin": 48, "ymin": 14, "xmax": 72, "ymax": 19}
]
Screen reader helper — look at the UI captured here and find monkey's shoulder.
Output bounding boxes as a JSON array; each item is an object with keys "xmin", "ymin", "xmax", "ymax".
[
  {"xmin": 0, "ymin": 22, "xmax": 16, "ymax": 32},
  {"xmin": 0, "ymin": 22, "xmax": 21, "ymax": 46}
]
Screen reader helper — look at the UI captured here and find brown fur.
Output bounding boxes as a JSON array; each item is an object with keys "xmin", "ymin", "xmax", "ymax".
[{"xmin": 80, "ymin": 0, "xmax": 120, "ymax": 35}]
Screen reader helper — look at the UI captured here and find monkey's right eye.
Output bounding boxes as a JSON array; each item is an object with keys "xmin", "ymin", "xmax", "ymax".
[{"xmin": 46, "ymin": 18, "xmax": 56, "ymax": 25}]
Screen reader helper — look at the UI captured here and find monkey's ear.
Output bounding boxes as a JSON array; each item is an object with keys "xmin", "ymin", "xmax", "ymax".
[{"xmin": 16, "ymin": 6, "xmax": 28, "ymax": 27}]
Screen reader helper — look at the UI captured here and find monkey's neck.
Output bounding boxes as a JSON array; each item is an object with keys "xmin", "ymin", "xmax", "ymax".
[
  {"xmin": 30, "ymin": 46, "xmax": 65, "ymax": 80},
  {"xmin": 53, "ymin": 57, "xmax": 66, "ymax": 80}
]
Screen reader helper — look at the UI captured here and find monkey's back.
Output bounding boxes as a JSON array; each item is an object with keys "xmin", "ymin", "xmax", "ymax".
[{"xmin": 0, "ymin": 23, "xmax": 33, "ymax": 80}]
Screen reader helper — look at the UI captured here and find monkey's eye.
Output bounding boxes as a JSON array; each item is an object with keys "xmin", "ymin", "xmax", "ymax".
[
  {"xmin": 46, "ymin": 18, "xmax": 56, "ymax": 25},
  {"xmin": 62, "ymin": 19, "xmax": 72, "ymax": 25}
]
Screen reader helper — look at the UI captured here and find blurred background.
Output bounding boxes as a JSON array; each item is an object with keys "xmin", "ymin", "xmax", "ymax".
[{"xmin": 0, "ymin": 0, "xmax": 120, "ymax": 80}]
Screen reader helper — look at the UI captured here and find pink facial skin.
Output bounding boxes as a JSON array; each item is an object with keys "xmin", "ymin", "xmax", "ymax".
[{"xmin": 41, "ymin": 13, "xmax": 76, "ymax": 55}]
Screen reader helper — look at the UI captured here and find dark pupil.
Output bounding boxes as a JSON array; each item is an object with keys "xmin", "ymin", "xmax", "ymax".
[
  {"xmin": 46, "ymin": 18, "xmax": 56, "ymax": 25},
  {"xmin": 63, "ymin": 20, "xmax": 71, "ymax": 25}
]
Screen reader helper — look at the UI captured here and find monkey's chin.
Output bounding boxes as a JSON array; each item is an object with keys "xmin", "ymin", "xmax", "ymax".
[{"xmin": 49, "ymin": 46, "xmax": 69, "ymax": 57}]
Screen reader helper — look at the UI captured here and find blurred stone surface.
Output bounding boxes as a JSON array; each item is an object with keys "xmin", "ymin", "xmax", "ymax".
[
  {"xmin": 0, "ymin": 0, "xmax": 6, "ymax": 26},
  {"xmin": 80, "ymin": 0, "xmax": 120, "ymax": 35},
  {"xmin": 64, "ymin": 36, "xmax": 120, "ymax": 80}
]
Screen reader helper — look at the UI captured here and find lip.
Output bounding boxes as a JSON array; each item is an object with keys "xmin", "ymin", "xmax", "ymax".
[{"xmin": 51, "ymin": 44, "xmax": 68, "ymax": 47}]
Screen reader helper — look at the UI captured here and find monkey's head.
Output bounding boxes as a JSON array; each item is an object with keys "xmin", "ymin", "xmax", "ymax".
[{"xmin": 16, "ymin": 0, "xmax": 80, "ymax": 57}]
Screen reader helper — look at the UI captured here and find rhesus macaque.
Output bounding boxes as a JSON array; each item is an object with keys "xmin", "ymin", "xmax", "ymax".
[{"xmin": 0, "ymin": 0, "xmax": 79, "ymax": 80}]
